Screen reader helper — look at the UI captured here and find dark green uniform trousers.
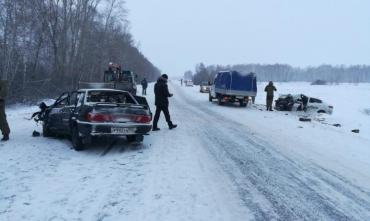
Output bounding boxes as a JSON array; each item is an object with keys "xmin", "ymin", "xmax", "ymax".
[
  {"xmin": 266, "ymin": 96, "xmax": 274, "ymax": 111},
  {"xmin": 0, "ymin": 101, "xmax": 10, "ymax": 136}
]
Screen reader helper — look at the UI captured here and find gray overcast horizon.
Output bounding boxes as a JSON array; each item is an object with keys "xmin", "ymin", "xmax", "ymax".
[{"xmin": 126, "ymin": 0, "xmax": 370, "ymax": 76}]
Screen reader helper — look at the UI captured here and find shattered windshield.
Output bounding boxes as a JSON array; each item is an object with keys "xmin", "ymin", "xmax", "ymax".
[{"xmin": 86, "ymin": 91, "xmax": 136, "ymax": 104}]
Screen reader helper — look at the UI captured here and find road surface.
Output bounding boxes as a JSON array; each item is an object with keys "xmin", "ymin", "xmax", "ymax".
[{"xmin": 0, "ymin": 82, "xmax": 369, "ymax": 221}]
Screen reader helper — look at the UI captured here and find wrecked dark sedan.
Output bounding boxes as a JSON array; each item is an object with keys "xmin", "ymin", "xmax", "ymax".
[{"xmin": 38, "ymin": 89, "xmax": 152, "ymax": 151}]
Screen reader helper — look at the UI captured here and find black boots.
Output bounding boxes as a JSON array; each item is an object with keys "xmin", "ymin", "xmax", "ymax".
[
  {"xmin": 1, "ymin": 134, "xmax": 9, "ymax": 141},
  {"xmin": 152, "ymin": 124, "xmax": 177, "ymax": 131}
]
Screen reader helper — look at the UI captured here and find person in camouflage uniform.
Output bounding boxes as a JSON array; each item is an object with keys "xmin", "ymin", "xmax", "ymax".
[
  {"xmin": 264, "ymin": 81, "xmax": 277, "ymax": 111},
  {"xmin": 0, "ymin": 80, "xmax": 10, "ymax": 141}
]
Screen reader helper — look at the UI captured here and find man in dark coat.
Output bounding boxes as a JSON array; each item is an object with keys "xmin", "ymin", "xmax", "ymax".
[
  {"xmin": 0, "ymin": 80, "xmax": 10, "ymax": 141},
  {"xmin": 152, "ymin": 74, "xmax": 177, "ymax": 131},
  {"xmin": 264, "ymin": 81, "xmax": 277, "ymax": 111},
  {"xmin": 141, "ymin": 78, "xmax": 148, "ymax": 95}
]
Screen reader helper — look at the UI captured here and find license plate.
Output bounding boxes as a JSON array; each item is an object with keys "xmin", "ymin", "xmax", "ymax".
[{"xmin": 111, "ymin": 127, "xmax": 135, "ymax": 134}]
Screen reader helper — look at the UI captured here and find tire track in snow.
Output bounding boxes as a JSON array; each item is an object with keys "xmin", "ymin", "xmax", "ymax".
[
  {"xmin": 171, "ymin": 83, "xmax": 370, "ymax": 221},
  {"xmin": 100, "ymin": 139, "xmax": 118, "ymax": 157}
]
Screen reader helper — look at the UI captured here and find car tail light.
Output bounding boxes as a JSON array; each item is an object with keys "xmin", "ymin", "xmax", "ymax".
[
  {"xmin": 132, "ymin": 115, "xmax": 152, "ymax": 123},
  {"xmin": 86, "ymin": 112, "xmax": 112, "ymax": 122}
]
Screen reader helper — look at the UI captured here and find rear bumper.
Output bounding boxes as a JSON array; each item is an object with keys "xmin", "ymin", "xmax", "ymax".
[
  {"xmin": 77, "ymin": 121, "xmax": 152, "ymax": 137},
  {"xmin": 214, "ymin": 89, "xmax": 257, "ymax": 97}
]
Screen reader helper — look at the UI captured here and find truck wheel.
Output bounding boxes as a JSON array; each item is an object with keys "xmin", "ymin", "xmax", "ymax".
[
  {"xmin": 217, "ymin": 96, "xmax": 223, "ymax": 105},
  {"xmin": 239, "ymin": 99, "xmax": 246, "ymax": 107},
  {"xmin": 127, "ymin": 135, "xmax": 144, "ymax": 143},
  {"xmin": 42, "ymin": 122, "xmax": 53, "ymax": 137},
  {"xmin": 71, "ymin": 126, "xmax": 84, "ymax": 151}
]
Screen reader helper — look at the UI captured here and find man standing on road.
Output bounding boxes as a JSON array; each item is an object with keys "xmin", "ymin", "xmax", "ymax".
[
  {"xmin": 141, "ymin": 78, "xmax": 148, "ymax": 95},
  {"xmin": 152, "ymin": 74, "xmax": 177, "ymax": 131},
  {"xmin": 0, "ymin": 80, "xmax": 10, "ymax": 141},
  {"xmin": 264, "ymin": 81, "xmax": 277, "ymax": 111}
]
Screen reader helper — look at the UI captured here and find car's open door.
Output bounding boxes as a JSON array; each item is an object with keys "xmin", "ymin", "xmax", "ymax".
[
  {"xmin": 133, "ymin": 95, "xmax": 152, "ymax": 117},
  {"xmin": 48, "ymin": 92, "xmax": 70, "ymax": 132},
  {"xmin": 133, "ymin": 95, "xmax": 149, "ymax": 108}
]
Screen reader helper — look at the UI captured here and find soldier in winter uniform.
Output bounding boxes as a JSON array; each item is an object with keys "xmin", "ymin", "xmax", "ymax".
[
  {"xmin": 152, "ymin": 74, "xmax": 177, "ymax": 131},
  {"xmin": 141, "ymin": 78, "xmax": 148, "ymax": 95},
  {"xmin": 264, "ymin": 81, "xmax": 277, "ymax": 111},
  {"xmin": 0, "ymin": 80, "xmax": 10, "ymax": 141}
]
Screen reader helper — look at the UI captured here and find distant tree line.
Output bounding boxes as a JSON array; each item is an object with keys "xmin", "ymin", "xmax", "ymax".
[
  {"xmin": 189, "ymin": 63, "xmax": 370, "ymax": 85},
  {"xmin": 0, "ymin": 0, "xmax": 160, "ymax": 103}
]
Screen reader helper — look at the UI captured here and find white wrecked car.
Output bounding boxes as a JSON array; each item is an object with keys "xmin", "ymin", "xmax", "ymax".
[{"xmin": 275, "ymin": 94, "xmax": 333, "ymax": 114}]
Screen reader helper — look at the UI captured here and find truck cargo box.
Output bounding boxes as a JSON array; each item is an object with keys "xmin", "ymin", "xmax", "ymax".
[{"xmin": 214, "ymin": 71, "xmax": 257, "ymax": 97}]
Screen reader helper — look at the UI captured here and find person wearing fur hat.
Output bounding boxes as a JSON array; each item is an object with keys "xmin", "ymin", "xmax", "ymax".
[{"xmin": 152, "ymin": 74, "xmax": 177, "ymax": 131}]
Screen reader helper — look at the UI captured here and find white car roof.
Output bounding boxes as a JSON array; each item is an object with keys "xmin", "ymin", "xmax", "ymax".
[{"xmin": 78, "ymin": 88, "xmax": 129, "ymax": 93}]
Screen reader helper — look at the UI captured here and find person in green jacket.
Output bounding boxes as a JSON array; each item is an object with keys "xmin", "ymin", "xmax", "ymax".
[
  {"xmin": 0, "ymin": 80, "xmax": 10, "ymax": 141},
  {"xmin": 264, "ymin": 81, "xmax": 277, "ymax": 111}
]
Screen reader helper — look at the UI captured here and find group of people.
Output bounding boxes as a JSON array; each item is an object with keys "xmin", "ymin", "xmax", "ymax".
[
  {"xmin": 0, "ymin": 74, "xmax": 278, "ymax": 141},
  {"xmin": 104, "ymin": 63, "xmax": 123, "ymax": 82},
  {"xmin": 153, "ymin": 77, "xmax": 278, "ymax": 130}
]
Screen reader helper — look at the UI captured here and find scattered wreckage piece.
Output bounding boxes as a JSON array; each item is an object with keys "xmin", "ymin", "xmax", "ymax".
[
  {"xmin": 32, "ymin": 130, "xmax": 41, "ymax": 137},
  {"xmin": 299, "ymin": 117, "xmax": 312, "ymax": 122}
]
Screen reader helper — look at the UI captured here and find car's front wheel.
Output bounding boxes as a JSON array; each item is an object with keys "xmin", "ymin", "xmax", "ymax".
[
  {"xmin": 217, "ymin": 96, "xmax": 223, "ymax": 105},
  {"xmin": 42, "ymin": 121, "xmax": 53, "ymax": 137},
  {"xmin": 71, "ymin": 126, "xmax": 84, "ymax": 151}
]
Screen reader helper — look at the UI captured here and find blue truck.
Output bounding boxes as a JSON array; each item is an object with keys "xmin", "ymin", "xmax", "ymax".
[{"xmin": 209, "ymin": 71, "xmax": 257, "ymax": 107}]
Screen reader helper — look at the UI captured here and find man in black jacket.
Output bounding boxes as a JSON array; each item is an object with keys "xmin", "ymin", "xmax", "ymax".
[{"xmin": 152, "ymin": 74, "xmax": 177, "ymax": 131}]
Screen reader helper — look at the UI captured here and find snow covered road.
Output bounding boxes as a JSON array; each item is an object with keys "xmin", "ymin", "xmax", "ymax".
[
  {"xmin": 171, "ymin": 83, "xmax": 370, "ymax": 220},
  {"xmin": 1, "ymin": 82, "xmax": 370, "ymax": 221}
]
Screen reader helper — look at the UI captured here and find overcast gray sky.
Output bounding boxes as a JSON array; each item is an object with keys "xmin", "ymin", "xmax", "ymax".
[{"xmin": 126, "ymin": 0, "xmax": 370, "ymax": 76}]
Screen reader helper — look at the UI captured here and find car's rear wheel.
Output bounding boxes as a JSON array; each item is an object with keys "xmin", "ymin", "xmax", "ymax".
[{"xmin": 71, "ymin": 126, "xmax": 84, "ymax": 151}]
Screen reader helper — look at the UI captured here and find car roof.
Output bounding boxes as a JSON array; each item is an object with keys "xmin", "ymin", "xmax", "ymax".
[{"xmin": 78, "ymin": 88, "xmax": 129, "ymax": 93}]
